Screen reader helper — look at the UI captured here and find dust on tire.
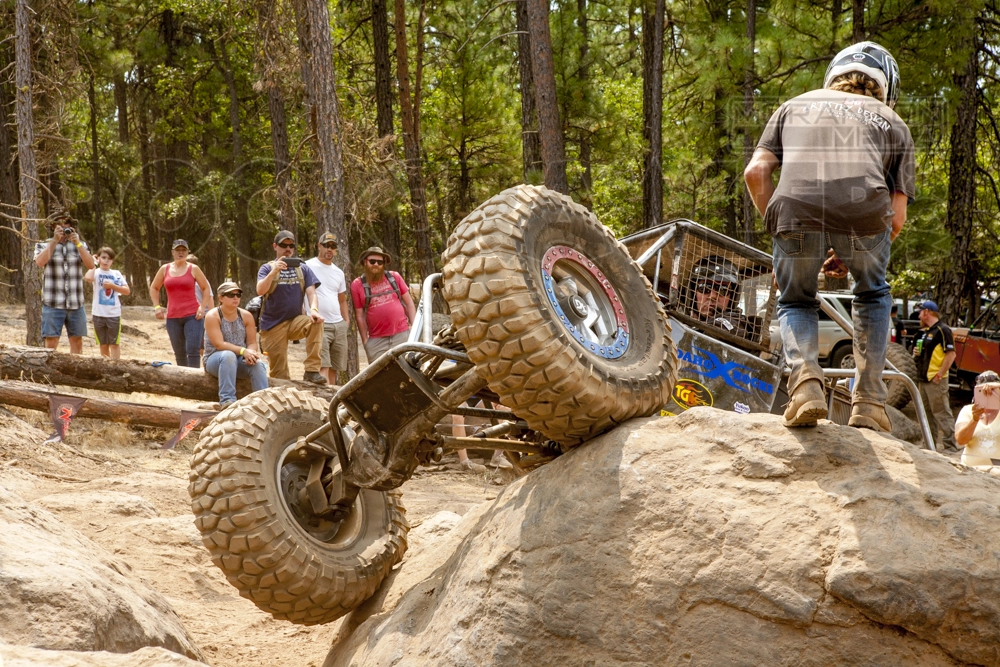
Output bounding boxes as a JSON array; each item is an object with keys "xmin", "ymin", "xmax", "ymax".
[
  {"xmin": 188, "ymin": 387, "xmax": 408, "ymax": 625},
  {"xmin": 441, "ymin": 184, "xmax": 676, "ymax": 446}
]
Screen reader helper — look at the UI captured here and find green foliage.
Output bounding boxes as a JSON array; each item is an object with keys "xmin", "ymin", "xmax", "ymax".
[{"xmin": 0, "ymin": 0, "xmax": 998, "ymax": 306}]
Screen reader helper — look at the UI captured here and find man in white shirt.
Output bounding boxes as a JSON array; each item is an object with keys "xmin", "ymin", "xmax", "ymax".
[{"xmin": 306, "ymin": 232, "xmax": 351, "ymax": 383}]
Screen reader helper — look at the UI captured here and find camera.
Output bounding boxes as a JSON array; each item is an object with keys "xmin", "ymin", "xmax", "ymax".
[
  {"xmin": 62, "ymin": 227, "xmax": 75, "ymax": 236},
  {"xmin": 282, "ymin": 257, "xmax": 302, "ymax": 268}
]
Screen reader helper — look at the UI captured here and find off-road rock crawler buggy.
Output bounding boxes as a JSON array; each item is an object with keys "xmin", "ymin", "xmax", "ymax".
[
  {"xmin": 188, "ymin": 185, "xmax": 676, "ymax": 624},
  {"xmin": 188, "ymin": 184, "xmax": 932, "ymax": 626}
]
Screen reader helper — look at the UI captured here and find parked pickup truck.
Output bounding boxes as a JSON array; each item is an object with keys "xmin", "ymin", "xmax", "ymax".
[{"xmin": 952, "ymin": 295, "xmax": 1000, "ymax": 390}]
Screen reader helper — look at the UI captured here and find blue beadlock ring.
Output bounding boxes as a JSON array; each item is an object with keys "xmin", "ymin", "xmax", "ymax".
[{"xmin": 541, "ymin": 264, "xmax": 630, "ymax": 359}]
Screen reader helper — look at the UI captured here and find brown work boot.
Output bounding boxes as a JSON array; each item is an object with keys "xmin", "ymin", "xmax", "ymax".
[
  {"xmin": 848, "ymin": 402, "xmax": 891, "ymax": 432},
  {"xmin": 782, "ymin": 379, "xmax": 828, "ymax": 427}
]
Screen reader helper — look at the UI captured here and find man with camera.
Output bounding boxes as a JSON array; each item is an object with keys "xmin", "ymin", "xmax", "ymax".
[
  {"xmin": 256, "ymin": 230, "xmax": 327, "ymax": 384},
  {"xmin": 33, "ymin": 210, "xmax": 95, "ymax": 353}
]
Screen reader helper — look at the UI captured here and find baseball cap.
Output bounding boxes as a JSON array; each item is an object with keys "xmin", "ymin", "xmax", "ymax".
[
  {"xmin": 172, "ymin": 239, "xmax": 189, "ymax": 249},
  {"xmin": 916, "ymin": 300, "xmax": 939, "ymax": 312},
  {"xmin": 217, "ymin": 281, "xmax": 241, "ymax": 296},
  {"xmin": 317, "ymin": 232, "xmax": 338, "ymax": 247},
  {"xmin": 274, "ymin": 230, "xmax": 295, "ymax": 244},
  {"xmin": 360, "ymin": 246, "xmax": 391, "ymax": 264}
]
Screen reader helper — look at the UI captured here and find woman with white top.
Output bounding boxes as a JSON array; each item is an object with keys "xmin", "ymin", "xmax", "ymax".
[{"xmin": 954, "ymin": 370, "xmax": 1000, "ymax": 468}]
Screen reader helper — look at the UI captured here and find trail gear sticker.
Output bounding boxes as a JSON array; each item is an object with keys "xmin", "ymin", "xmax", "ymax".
[{"xmin": 672, "ymin": 379, "xmax": 713, "ymax": 410}]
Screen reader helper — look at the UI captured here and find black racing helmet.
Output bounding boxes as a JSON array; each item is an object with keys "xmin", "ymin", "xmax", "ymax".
[
  {"xmin": 691, "ymin": 256, "xmax": 741, "ymax": 300},
  {"xmin": 823, "ymin": 41, "xmax": 900, "ymax": 109}
]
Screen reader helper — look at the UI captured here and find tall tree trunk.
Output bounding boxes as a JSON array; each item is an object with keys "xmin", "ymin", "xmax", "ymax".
[
  {"xmin": 15, "ymin": 0, "xmax": 42, "ymax": 345},
  {"xmin": 526, "ymin": 0, "xmax": 568, "ymax": 194},
  {"xmin": 293, "ymin": 0, "xmax": 357, "ymax": 377},
  {"xmin": 641, "ymin": 0, "xmax": 665, "ymax": 229},
  {"xmin": 137, "ymin": 84, "xmax": 159, "ymax": 283},
  {"xmin": 712, "ymin": 88, "xmax": 738, "ymax": 239},
  {"xmin": 576, "ymin": 0, "xmax": 592, "ymax": 203},
  {"xmin": 939, "ymin": 42, "xmax": 979, "ymax": 322},
  {"xmin": 515, "ymin": 0, "xmax": 542, "ymax": 183},
  {"xmin": 215, "ymin": 38, "xmax": 256, "ymax": 297},
  {"xmin": 113, "ymin": 72, "xmax": 129, "ymax": 144},
  {"xmin": 292, "ymin": 0, "xmax": 347, "ymax": 247},
  {"xmin": 0, "ymin": 44, "xmax": 23, "ymax": 301},
  {"xmin": 373, "ymin": 0, "xmax": 400, "ymax": 262},
  {"xmin": 742, "ymin": 0, "xmax": 756, "ymax": 246},
  {"xmin": 852, "ymin": 0, "xmax": 865, "ymax": 42},
  {"xmin": 88, "ymin": 73, "xmax": 103, "ymax": 248},
  {"xmin": 394, "ymin": 0, "xmax": 434, "ymax": 279}
]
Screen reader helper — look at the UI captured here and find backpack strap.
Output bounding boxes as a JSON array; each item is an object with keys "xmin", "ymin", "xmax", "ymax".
[{"xmin": 361, "ymin": 272, "xmax": 403, "ymax": 312}]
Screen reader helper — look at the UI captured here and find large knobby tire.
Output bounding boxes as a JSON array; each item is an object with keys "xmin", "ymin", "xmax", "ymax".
[
  {"xmin": 441, "ymin": 185, "xmax": 676, "ymax": 446},
  {"xmin": 836, "ymin": 341, "xmax": 917, "ymax": 410},
  {"xmin": 885, "ymin": 341, "xmax": 918, "ymax": 409},
  {"xmin": 188, "ymin": 387, "xmax": 408, "ymax": 625}
]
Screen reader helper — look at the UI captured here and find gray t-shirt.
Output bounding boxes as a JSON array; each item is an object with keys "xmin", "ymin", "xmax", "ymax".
[{"xmin": 756, "ymin": 88, "xmax": 916, "ymax": 236}]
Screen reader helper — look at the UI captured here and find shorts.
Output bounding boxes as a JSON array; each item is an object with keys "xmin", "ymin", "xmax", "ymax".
[
  {"xmin": 363, "ymin": 330, "xmax": 410, "ymax": 363},
  {"xmin": 93, "ymin": 315, "xmax": 122, "ymax": 346},
  {"xmin": 321, "ymin": 320, "xmax": 350, "ymax": 370},
  {"xmin": 42, "ymin": 305, "xmax": 88, "ymax": 339}
]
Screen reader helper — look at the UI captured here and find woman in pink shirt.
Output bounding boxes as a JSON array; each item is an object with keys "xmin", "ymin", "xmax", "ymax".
[{"xmin": 149, "ymin": 239, "xmax": 213, "ymax": 367}]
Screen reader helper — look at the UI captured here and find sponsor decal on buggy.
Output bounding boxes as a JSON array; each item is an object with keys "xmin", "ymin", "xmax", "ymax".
[
  {"xmin": 672, "ymin": 379, "xmax": 713, "ymax": 410},
  {"xmin": 676, "ymin": 345, "xmax": 776, "ymax": 395},
  {"xmin": 733, "ymin": 402, "xmax": 750, "ymax": 415}
]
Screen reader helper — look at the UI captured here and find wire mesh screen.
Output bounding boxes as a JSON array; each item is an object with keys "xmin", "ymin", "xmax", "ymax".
[{"xmin": 666, "ymin": 223, "xmax": 776, "ymax": 352}]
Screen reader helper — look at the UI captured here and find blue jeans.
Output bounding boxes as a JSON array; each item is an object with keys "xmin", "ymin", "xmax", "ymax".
[
  {"xmin": 165, "ymin": 315, "xmax": 204, "ymax": 368},
  {"xmin": 773, "ymin": 229, "xmax": 892, "ymax": 405},
  {"xmin": 204, "ymin": 350, "xmax": 269, "ymax": 404}
]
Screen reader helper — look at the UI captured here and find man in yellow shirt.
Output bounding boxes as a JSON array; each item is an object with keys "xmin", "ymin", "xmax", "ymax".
[{"xmin": 913, "ymin": 300, "xmax": 957, "ymax": 450}]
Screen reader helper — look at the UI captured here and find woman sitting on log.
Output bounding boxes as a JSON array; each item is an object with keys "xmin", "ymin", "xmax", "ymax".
[{"xmin": 203, "ymin": 281, "xmax": 269, "ymax": 408}]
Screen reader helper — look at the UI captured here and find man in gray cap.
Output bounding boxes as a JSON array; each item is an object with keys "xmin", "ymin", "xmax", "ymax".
[
  {"xmin": 350, "ymin": 247, "xmax": 415, "ymax": 362},
  {"xmin": 256, "ymin": 230, "xmax": 327, "ymax": 384},
  {"xmin": 306, "ymin": 231, "xmax": 350, "ymax": 382}
]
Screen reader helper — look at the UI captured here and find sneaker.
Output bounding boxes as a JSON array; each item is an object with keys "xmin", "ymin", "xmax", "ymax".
[
  {"xmin": 848, "ymin": 402, "xmax": 891, "ymax": 432},
  {"xmin": 489, "ymin": 452, "xmax": 513, "ymax": 469},
  {"xmin": 460, "ymin": 459, "xmax": 486, "ymax": 473},
  {"xmin": 782, "ymin": 379, "xmax": 828, "ymax": 427},
  {"xmin": 303, "ymin": 371, "xmax": 328, "ymax": 385}
]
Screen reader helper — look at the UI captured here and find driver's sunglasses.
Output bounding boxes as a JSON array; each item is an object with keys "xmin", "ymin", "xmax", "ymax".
[
  {"xmin": 321, "ymin": 242, "xmax": 337, "ymax": 249},
  {"xmin": 367, "ymin": 258, "xmax": 385, "ymax": 265},
  {"xmin": 695, "ymin": 281, "xmax": 729, "ymax": 295},
  {"xmin": 277, "ymin": 242, "xmax": 296, "ymax": 249}
]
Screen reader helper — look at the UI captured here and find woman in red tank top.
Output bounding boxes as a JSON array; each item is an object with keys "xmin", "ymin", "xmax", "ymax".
[{"xmin": 149, "ymin": 239, "xmax": 214, "ymax": 367}]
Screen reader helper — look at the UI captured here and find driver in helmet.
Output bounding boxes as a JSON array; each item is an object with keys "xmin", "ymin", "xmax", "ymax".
[
  {"xmin": 689, "ymin": 256, "xmax": 754, "ymax": 340},
  {"xmin": 744, "ymin": 42, "xmax": 915, "ymax": 433}
]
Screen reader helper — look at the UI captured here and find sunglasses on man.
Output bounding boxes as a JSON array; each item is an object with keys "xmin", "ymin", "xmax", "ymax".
[
  {"xmin": 321, "ymin": 242, "xmax": 337, "ymax": 249},
  {"xmin": 277, "ymin": 242, "xmax": 296, "ymax": 249},
  {"xmin": 695, "ymin": 281, "xmax": 733, "ymax": 295},
  {"xmin": 367, "ymin": 258, "xmax": 385, "ymax": 265}
]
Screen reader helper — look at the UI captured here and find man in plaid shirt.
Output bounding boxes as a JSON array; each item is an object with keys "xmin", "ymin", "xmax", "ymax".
[{"xmin": 33, "ymin": 210, "xmax": 95, "ymax": 353}]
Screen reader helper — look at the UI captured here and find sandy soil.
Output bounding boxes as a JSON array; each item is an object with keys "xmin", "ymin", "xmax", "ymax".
[{"xmin": 0, "ymin": 302, "xmax": 504, "ymax": 667}]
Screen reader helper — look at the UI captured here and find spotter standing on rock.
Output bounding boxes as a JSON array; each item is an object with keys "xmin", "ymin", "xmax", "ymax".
[{"xmin": 744, "ymin": 41, "xmax": 915, "ymax": 432}]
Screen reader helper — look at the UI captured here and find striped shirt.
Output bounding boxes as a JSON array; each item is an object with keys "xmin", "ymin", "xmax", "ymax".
[{"xmin": 34, "ymin": 239, "xmax": 90, "ymax": 310}]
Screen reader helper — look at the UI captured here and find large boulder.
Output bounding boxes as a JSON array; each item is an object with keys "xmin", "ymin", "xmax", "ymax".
[
  {"xmin": 328, "ymin": 409, "xmax": 1000, "ymax": 667},
  {"xmin": 0, "ymin": 484, "xmax": 202, "ymax": 660},
  {"xmin": 0, "ymin": 644, "xmax": 203, "ymax": 667}
]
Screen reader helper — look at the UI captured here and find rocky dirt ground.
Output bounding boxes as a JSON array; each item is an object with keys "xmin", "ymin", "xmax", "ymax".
[{"xmin": 0, "ymin": 303, "xmax": 509, "ymax": 667}]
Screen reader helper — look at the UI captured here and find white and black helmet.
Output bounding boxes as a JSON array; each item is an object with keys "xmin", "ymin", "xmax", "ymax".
[{"xmin": 823, "ymin": 41, "xmax": 900, "ymax": 109}]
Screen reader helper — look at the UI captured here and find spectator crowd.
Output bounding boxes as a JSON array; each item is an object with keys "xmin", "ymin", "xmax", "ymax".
[{"xmin": 33, "ymin": 212, "xmax": 415, "ymax": 410}]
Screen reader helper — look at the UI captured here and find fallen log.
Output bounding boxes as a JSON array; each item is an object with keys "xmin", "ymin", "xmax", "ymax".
[
  {"xmin": 0, "ymin": 344, "xmax": 336, "ymax": 402},
  {"xmin": 0, "ymin": 381, "xmax": 209, "ymax": 431}
]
